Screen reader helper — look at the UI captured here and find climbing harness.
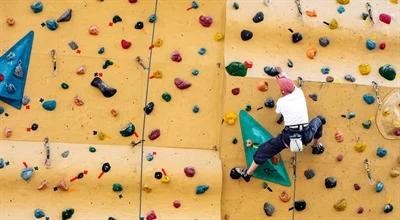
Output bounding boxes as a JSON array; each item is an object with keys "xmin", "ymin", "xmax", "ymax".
[
  {"xmin": 371, "ymin": 81, "xmax": 382, "ymax": 106},
  {"xmin": 50, "ymin": 49, "xmax": 56, "ymax": 75},
  {"xmin": 363, "ymin": 159, "xmax": 374, "ymax": 185},
  {"xmin": 366, "ymin": 2, "xmax": 374, "ymax": 24},
  {"xmin": 294, "ymin": 0, "xmax": 302, "ymax": 16},
  {"xmin": 43, "ymin": 137, "xmax": 51, "ymax": 168}
]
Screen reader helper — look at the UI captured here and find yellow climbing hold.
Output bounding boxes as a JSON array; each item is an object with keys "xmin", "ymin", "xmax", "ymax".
[
  {"xmin": 98, "ymin": 131, "xmax": 107, "ymax": 140},
  {"xmin": 306, "ymin": 47, "xmax": 317, "ymax": 59},
  {"xmin": 143, "ymin": 184, "xmax": 152, "ymax": 193},
  {"xmin": 354, "ymin": 142, "xmax": 366, "ymax": 152},
  {"xmin": 161, "ymin": 175, "xmax": 170, "ymax": 183},
  {"xmin": 154, "ymin": 38, "xmax": 163, "ymax": 47},
  {"xmin": 334, "ymin": 198, "xmax": 347, "ymax": 211},
  {"xmin": 224, "ymin": 112, "xmax": 238, "ymax": 125},
  {"xmin": 390, "ymin": 0, "xmax": 398, "ymax": 4},
  {"xmin": 214, "ymin": 32, "xmax": 224, "ymax": 41},
  {"xmin": 358, "ymin": 64, "xmax": 371, "ymax": 75},
  {"xmin": 151, "ymin": 70, "xmax": 162, "ymax": 79},
  {"xmin": 382, "ymin": 108, "xmax": 390, "ymax": 117},
  {"xmin": 329, "ymin": 19, "xmax": 339, "ymax": 30},
  {"xmin": 337, "ymin": 0, "xmax": 350, "ymax": 5}
]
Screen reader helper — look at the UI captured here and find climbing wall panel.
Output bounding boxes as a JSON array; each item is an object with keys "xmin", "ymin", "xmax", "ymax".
[
  {"xmin": 143, "ymin": 0, "xmax": 225, "ymax": 150},
  {"xmin": 0, "ymin": 0, "xmax": 156, "ymax": 145},
  {"xmin": 224, "ymin": 0, "xmax": 399, "ymax": 86},
  {"xmin": 141, "ymin": 146, "xmax": 222, "ymax": 220},
  {"xmin": 0, "ymin": 140, "xmax": 141, "ymax": 220}
]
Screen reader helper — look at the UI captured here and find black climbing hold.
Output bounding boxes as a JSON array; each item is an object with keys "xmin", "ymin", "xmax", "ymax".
[
  {"xmin": 241, "ymin": 30, "xmax": 253, "ymax": 41},
  {"xmin": 304, "ymin": 169, "xmax": 315, "ymax": 179},
  {"xmin": 292, "ymin": 32, "xmax": 303, "ymax": 43},
  {"xmin": 263, "ymin": 66, "xmax": 281, "ymax": 76},
  {"xmin": 319, "ymin": 37, "xmax": 330, "ymax": 47},
  {"xmin": 232, "ymin": 137, "xmax": 238, "ymax": 144},
  {"xmin": 77, "ymin": 173, "xmax": 84, "ymax": 179},
  {"xmin": 31, "ymin": 123, "xmax": 39, "ymax": 131},
  {"xmin": 61, "ymin": 208, "xmax": 74, "ymax": 220},
  {"xmin": 361, "ymin": 13, "xmax": 369, "ymax": 20},
  {"xmin": 245, "ymin": 105, "xmax": 251, "ymax": 112},
  {"xmin": 134, "ymin": 21, "xmax": 144, "ymax": 29},
  {"xmin": 57, "ymin": 9, "xmax": 72, "ymax": 22},
  {"xmin": 344, "ymin": 74, "xmax": 356, "ymax": 83},
  {"xmin": 102, "ymin": 162, "xmax": 111, "ymax": 173},
  {"xmin": 294, "ymin": 200, "xmax": 306, "ymax": 211},
  {"xmin": 263, "ymin": 202, "xmax": 275, "ymax": 216},
  {"xmin": 264, "ymin": 98, "xmax": 275, "ymax": 108},
  {"xmin": 287, "ymin": 59, "xmax": 293, "ymax": 68},
  {"xmin": 230, "ymin": 168, "xmax": 241, "ymax": 179},
  {"xmin": 252, "ymin": 11, "xmax": 264, "ymax": 23},
  {"xmin": 325, "ymin": 177, "xmax": 337, "ymax": 188},
  {"xmin": 308, "ymin": 94, "xmax": 318, "ymax": 101},
  {"xmin": 383, "ymin": 203, "xmax": 393, "ymax": 213},
  {"xmin": 233, "ymin": 2, "xmax": 239, "ymax": 9},
  {"xmin": 108, "ymin": 217, "xmax": 117, "ymax": 220},
  {"xmin": 154, "ymin": 171, "xmax": 163, "ymax": 179},
  {"xmin": 112, "ymin": 15, "xmax": 122, "ymax": 23},
  {"xmin": 144, "ymin": 102, "xmax": 154, "ymax": 115},
  {"xmin": 91, "ymin": 77, "xmax": 117, "ymax": 98},
  {"xmin": 102, "ymin": 59, "xmax": 114, "ymax": 69}
]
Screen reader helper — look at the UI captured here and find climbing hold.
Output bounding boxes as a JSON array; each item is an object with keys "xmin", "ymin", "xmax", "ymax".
[
  {"xmin": 363, "ymin": 93, "xmax": 375, "ymax": 104},
  {"xmin": 306, "ymin": 10, "xmax": 317, "ymax": 17},
  {"xmin": 196, "ymin": 185, "xmax": 209, "ymax": 194},
  {"xmin": 354, "ymin": 142, "xmax": 366, "ymax": 152},
  {"xmin": 379, "ymin": 13, "xmax": 391, "ymax": 24},
  {"xmin": 240, "ymin": 30, "xmax": 253, "ymax": 41},
  {"xmin": 192, "ymin": 105, "xmax": 200, "ymax": 113},
  {"xmin": 264, "ymin": 98, "xmax": 275, "ymax": 108},
  {"xmin": 143, "ymin": 185, "xmax": 152, "ymax": 193},
  {"xmin": 98, "ymin": 47, "xmax": 105, "ymax": 54},
  {"xmin": 34, "ymin": 209, "xmax": 45, "ymax": 218},
  {"xmin": 112, "ymin": 183, "xmax": 123, "ymax": 192},
  {"xmin": 135, "ymin": 21, "xmax": 144, "ymax": 29},
  {"xmin": 171, "ymin": 50, "xmax": 182, "ymax": 62},
  {"xmin": 112, "ymin": 15, "xmax": 122, "ymax": 23},
  {"xmin": 184, "ymin": 167, "xmax": 196, "ymax": 177},
  {"xmin": 73, "ymin": 96, "xmax": 84, "ymax": 106},
  {"xmin": 361, "ymin": 13, "xmax": 369, "ymax": 20},
  {"xmin": 0, "ymin": 106, "xmax": 5, "ymax": 114},
  {"xmin": 245, "ymin": 61, "xmax": 253, "ymax": 69},
  {"xmin": 366, "ymin": 39, "xmax": 376, "ymax": 50},
  {"xmin": 279, "ymin": 191, "xmax": 291, "ymax": 202},
  {"xmin": 0, "ymin": 158, "xmax": 5, "ymax": 169},
  {"xmin": 98, "ymin": 132, "xmax": 106, "ymax": 141},
  {"xmin": 214, "ymin": 32, "xmax": 224, "ymax": 41},
  {"xmin": 347, "ymin": 112, "xmax": 356, "ymax": 119},
  {"xmin": 245, "ymin": 105, "xmax": 251, "ymax": 112},
  {"xmin": 226, "ymin": 62, "xmax": 247, "ymax": 77},
  {"xmin": 198, "ymin": 47, "xmax": 206, "ymax": 55},
  {"xmin": 91, "ymin": 77, "xmax": 117, "ymax": 97},
  {"xmin": 57, "ymin": 9, "xmax": 72, "ymax": 22},
  {"xmin": 287, "ymin": 59, "xmax": 293, "ymax": 68},
  {"xmin": 376, "ymin": 181, "xmax": 384, "ymax": 192},
  {"xmin": 326, "ymin": 76, "xmax": 334, "ymax": 82},
  {"xmin": 253, "ymin": 11, "xmax": 264, "ymax": 23},
  {"xmin": 121, "ymin": 39, "xmax": 132, "ymax": 49},
  {"xmin": 61, "ymin": 208, "xmax": 74, "ymax": 220},
  {"xmin": 31, "ymin": 1, "xmax": 44, "ymax": 13},
  {"xmin": 199, "ymin": 15, "xmax": 212, "ymax": 27},
  {"xmin": 294, "ymin": 200, "xmax": 307, "ymax": 211},
  {"xmin": 146, "ymin": 153, "xmax": 154, "ymax": 161},
  {"xmin": 61, "ymin": 150, "xmax": 69, "ymax": 158},
  {"xmin": 263, "ymin": 202, "xmax": 275, "ymax": 216},
  {"xmin": 362, "ymin": 120, "xmax": 372, "ymax": 129},
  {"xmin": 383, "ymin": 203, "xmax": 394, "ymax": 213},
  {"xmin": 45, "ymin": 19, "xmax": 58, "ymax": 31},
  {"xmin": 376, "ymin": 147, "xmax": 387, "ymax": 157},
  {"xmin": 325, "ymin": 176, "xmax": 337, "ymax": 188},
  {"xmin": 306, "ymin": 47, "xmax": 317, "ymax": 59},
  {"xmin": 379, "ymin": 42, "xmax": 386, "ymax": 50},
  {"xmin": 304, "ymin": 169, "xmax": 315, "ymax": 179},
  {"xmin": 76, "ymin": 65, "xmax": 86, "ymax": 75},
  {"xmin": 231, "ymin": 88, "xmax": 240, "ymax": 95},
  {"xmin": 337, "ymin": 0, "xmax": 350, "ymax": 4},
  {"xmin": 61, "ymin": 82, "xmax": 69, "ymax": 89},
  {"xmin": 174, "ymin": 78, "xmax": 191, "ymax": 89},
  {"xmin": 390, "ymin": 167, "xmax": 400, "ymax": 177},
  {"xmin": 334, "ymin": 131, "xmax": 344, "ymax": 142},
  {"xmin": 6, "ymin": 17, "xmax": 16, "ymax": 26},
  {"xmin": 321, "ymin": 67, "xmax": 330, "ymax": 75},
  {"xmin": 328, "ymin": 19, "xmax": 339, "ymax": 29},
  {"xmin": 336, "ymin": 154, "xmax": 344, "ymax": 161},
  {"xmin": 263, "ymin": 66, "xmax": 281, "ymax": 76},
  {"xmin": 146, "ymin": 210, "xmax": 157, "ymax": 220},
  {"xmin": 21, "ymin": 167, "xmax": 34, "ymax": 181},
  {"xmin": 31, "ymin": 123, "xmax": 39, "ymax": 131},
  {"xmin": 291, "ymin": 32, "xmax": 303, "ymax": 43},
  {"xmin": 171, "ymin": 200, "xmax": 182, "ymax": 209},
  {"xmin": 233, "ymin": 2, "xmax": 239, "ymax": 9},
  {"xmin": 88, "ymin": 25, "xmax": 99, "ymax": 35},
  {"xmin": 224, "ymin": 112, "xmax": 237, "ymax": 125},
  {"xmin": 319, "ymin": 37, "xmax": 330, "ymax": 47},
  {"xmin": 120, "ymin": 122, "xmax": 135, "ymax": 137},
  {"xmin": 353, "ymin": 183, "xmax": 361, "ymax": 190},
  {"xmin": 257, "ymin": 81, "xmax": 268, "ymax": 92},
  {"xmin": 232, "ymin": 137, "xmax": 238, "ymax": 144},
  {"xmin": 334, "ymin": 199, "xmax": 347, "ymax": 211},
  {"xmin": 22, "ymin": 96, "xmax": 30, "ymax": 106},
  {"xmin": 148, "ymin": 129, "xmax": 160, "ymax": 140},
  {"xmin": 144, "ymin": 102, "xmax": 154, "ymax": 115},
  {"xmin": 161, "ymin": 92, "xmax": 172, "ymax": 102},
  {"xmin": 344, "ymin": 74, "xmax": 356, "ymax": 82},
  {"xmin": 358, "ymin": 64, "xmax": 371, "ymax": 75},
  {"xmin": 337, "ymin": 5, "xmax": 345, "ymax": 14},
  {"xmin": 42, "ymin": 100, "xmax": 56, "ymax": 111},
  {"xmin": 379, "ymin": 64, "xmax": 396, "ymax": 81},
  {"xmin": 3, "ymin": 127, "xmax": 11, "ymax": 138},
  {"xmin": 357, "ymin": 207, "xmax": 364, "ymax": 214},
  {"xmin": 308, "ymin": 94, "xmax": 318, "ymax": 101},
  {"xmin": 68, "ymin": 41, "xmax": 79, "ymax": 50}
]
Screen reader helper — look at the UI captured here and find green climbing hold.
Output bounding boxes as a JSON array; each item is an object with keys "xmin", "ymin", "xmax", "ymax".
[
  {"xmin": 362, "ymin": 120, "xmax": 372, "ymax": 129},
  {"xmin": 225, "ymin": 62, "xmax": 247, "ymax": 77},
  {"xmin": 61, "ymin": 82, "xmax": 69, "ymax": 89},
  {"xmin": 161, "ymin": 92, "xmax": 171, "ymax": 102},
  {"xmin": 61, "ymin": 208, "xmax": 74, "ymax": 220},
  {"xmin": 89, "ymin": 146, "xmax": 96, "ymax": 153},
  {"xmin": 192, "ymin": 105, "xmax": 200, "ymax": 113},
  {"xmin": 379, "ymin": 64, "xmax": 396, "ymax": 81},
  {"xmin": 112, "ymin": 183, "xmax": 123, "ymax": 192}
]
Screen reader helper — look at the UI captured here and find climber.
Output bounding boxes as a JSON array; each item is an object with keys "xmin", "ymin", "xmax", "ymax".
[{"xmin": 232, "ymin": 74, "xmax": 326, "ymax": 182}]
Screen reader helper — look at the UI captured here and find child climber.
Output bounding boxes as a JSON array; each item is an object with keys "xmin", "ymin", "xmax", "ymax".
[{"xmin": 231, "ymin": 74, "xmax": 326, "ymax": 182}]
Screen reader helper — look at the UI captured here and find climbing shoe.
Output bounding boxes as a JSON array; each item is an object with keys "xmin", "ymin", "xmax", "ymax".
[
  {"xmin": 312, "ymin": 143, "xmax": 325, "ymax": 155},
  {"xmin": 316, "ymin": 115, "xmax": 326, "ymax": 125},
  {"xmin": 230, "ymin": 167, "xmax": 252, "ymax": 182}
]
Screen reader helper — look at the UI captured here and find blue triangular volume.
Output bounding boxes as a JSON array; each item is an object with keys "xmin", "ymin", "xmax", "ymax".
[
  {"xmin": 0, "ymin": 31, "xmax": 34, "ymax": 109},
  {"xmin": 239, "ymin": 110, "xmax": 291, "ymax": 187}
]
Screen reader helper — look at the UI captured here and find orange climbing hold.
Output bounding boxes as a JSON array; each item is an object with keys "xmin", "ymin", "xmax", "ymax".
[
  {"xmin": 334, "ymin": 131, "xmax": 344, "ymax": 142},
  {"xmin": 306, "ymin": 10, "xmax": 317, "ymax": 17},
  {"xmin": 88, "ymin": 25, "xmax": 99, "ymax": 35},
  {"xmin": 279, "ymin": 191, "xmax": 291, "ymax": 202},
  {"xmin": 306, "ymin": 48, "xmax": 317, "ymax": 59},
  {"xmin": 6, "ymin": 17, "xmax": 15, "ymax": 26},
  {"xmin": 257, "ymin": 80, "xmax": 269, "ymax": 92}
]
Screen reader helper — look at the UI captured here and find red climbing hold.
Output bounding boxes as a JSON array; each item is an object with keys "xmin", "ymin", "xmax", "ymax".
[
  {"xmin": 174, "ymin": 78, "xmax": 191, "ymax": 89},
  {"xmin": 379, "ymin": 13, "xmax": 391, "ymax": 24},
  {"xmin": 121, "ymin": 40, "xmax": 132, "ymax": 49},
  {"xmin": 148, "ymin": 129, "xmax": 160, "ymax": 140},
  {"xmin": 173, "ymin": 200, "xmax": 181, "ymax": 208},
  {"xmin": 379, "ymin": 43, "xmax": 386, "ymax": 50},
  {"xmin": 231, "ymin": 88, "xmax": 240, "ymax": 95},
  {"xmin": 199, "ymin": 15, "xmax": 213, "ymax": 27},
  {"xmin": 146, "ymin": 210, "xmax": 157, "ymax": 220},
  {"xmin": 184, "ymin": 167, "xmax": 196, "ymax": 177},
  {"xmin": 129, "ymin": 0, "xmax": 138, "ymax": 3},
  {"xmin": 171, "ymin": 51, "xmax": 182, "ymax": 62},
  {"xmin": 244, "ymin": 61, "xmax": 253, "ymax": 68}
]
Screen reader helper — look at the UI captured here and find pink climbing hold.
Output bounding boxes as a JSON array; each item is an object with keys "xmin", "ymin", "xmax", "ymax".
[
  {"xmin": 146, "ymin": 210, "xmax": 157, "ymax": 220},
  {"xmin": 199, "ymin": 15, "xmax": 213, "ymax": 27},
  {"xmin": 173, "ymin": 200, "xmax": 181, "ymax": 208},
  {"xmin": 231, "ymin": 88, "xmax": 240, "ymax": 95},
  {"xmin": 184, "ymin": 166, "xmax": 196, "ymax": 177},
  {"xmin": 148, "ymin": 129, "xmax": 160, "ymax": 140},
  {"xmin": 174, "ymin": 78, "xmax": 191, "ymax": 89},
  {"xmin": 171, "ymin": 50, "xmax": 182, "ymax": 62},
  {"xmin": 121, "ymin": 39, "xmax": 132, "ymax": 49},
  {"xmin": 379, "ymin": 13, "xmax": 391, "ymax": 24}
]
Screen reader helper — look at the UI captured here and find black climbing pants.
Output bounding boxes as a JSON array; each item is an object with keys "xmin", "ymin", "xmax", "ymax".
[{"xmin": 253, "ymin": 117, "xmax": 323, "ymax": 165}]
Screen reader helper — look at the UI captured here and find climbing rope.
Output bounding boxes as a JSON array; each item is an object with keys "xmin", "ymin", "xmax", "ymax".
[
  {"xmin": 366, "ymin": 2, "xmax": 374, "ymax": 24},
  {"xmin": 371, "ymin": 81, "xmax": 382, "ymax": 106},
  {"xmin": 294, "ymin": 0, "xmax": 302, "ymax": 16}
]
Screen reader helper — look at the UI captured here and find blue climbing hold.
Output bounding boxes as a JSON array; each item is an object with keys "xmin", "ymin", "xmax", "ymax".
[
  {"xmin": 46, "ymin": 19, "xmax": 58, "ymax": 31},
  {"xmin": 148, "ymin": 14, "xmax": 157, "ymax": 23},
  {"xmin": 362, "ymin": 120, "xmax": 372, "ymax": 129},
  {"xmin": 363, "ymin": 93, "xmax": 375, "ymax": 105},
  {"xmin": 42, "ymin": 100, "xmax": 56, "ymax": 111},
  {"xmin": 366, "ymin": 39, "xmax": 376, "ymax": 50},
  {"xmin": 34, "ymin": 209, "xmax": 46, "ymax": 218},
  {"xmin": 0, "ymin": 106, "xmax": 4, "ymax": 114},
  {"xmin": 192, "ymin": 105, "xmax": 200, "ymax": 113},
  {"xmin": 196, "ymin": 185, "xmax": 209, "ymax": 194},
  {"xmin": 21, "ymin": 167, "xmax": 34, "ymax": 181},
  {"xmin": 191, "ymin": 1, "xmax": 199, "ymax": 9},
  {"xmin": 198, "ymin": 48, "xmax": 207, "ymax": 55},
  {"xmin": 0, "ymin": 158, "xmax": 4, "ymax": 169},
  {"xmin": 191, "ymin": 69, "xmax": 200, "ymax": 76},
  {"xmin": 321, "ymin": 67, "xmax": 330, "ymax": 75},
  {"xmin": 376, "ymin": 147, "xmax": 387, "ymax": 158},
  {"xmin": 376, "ymin": 181, "xmax": 384, "ymax": 192},
  {"xmin": 98, "ymin": 47, "xmax": 105, "ymax": 54},
  {"xmin": 146, "ymin": 153, "xmax": 154, "ymax": 161},
  {"xmin": 31, "ymin": 1, "xmax": 43, "ymax": 13},
  {"xmin": 337, "ymin": 6, "xmax": 345, "ymax": 14}
]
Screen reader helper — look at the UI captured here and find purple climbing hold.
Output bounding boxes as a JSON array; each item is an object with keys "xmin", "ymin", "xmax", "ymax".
[
  {"xmin": 199, "ymin": 15, "xmax": 213, "ymax": 27},
  {"xmin": 174, "ymin": 78, "xmax": 191, "ymax": 90},
  {"xmin": 148, "ymin": 129, "xmax": 160, "ymax": 140},
  {"xmin": 171, "ymin": 51, "xmax": 182, "ymax": 62},
  {"xmin": 184, "ymin": 167, "xmax": 196, "ymax": 177},
  {"xmin": 241, "ymin": 30, "xmax": 253, "ymax": 41}
]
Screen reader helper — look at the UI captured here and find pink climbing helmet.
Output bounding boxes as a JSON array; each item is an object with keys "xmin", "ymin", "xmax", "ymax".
[{"xmin": 276, "ymin": 76, "xmax": 295, "ymax": 95}]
